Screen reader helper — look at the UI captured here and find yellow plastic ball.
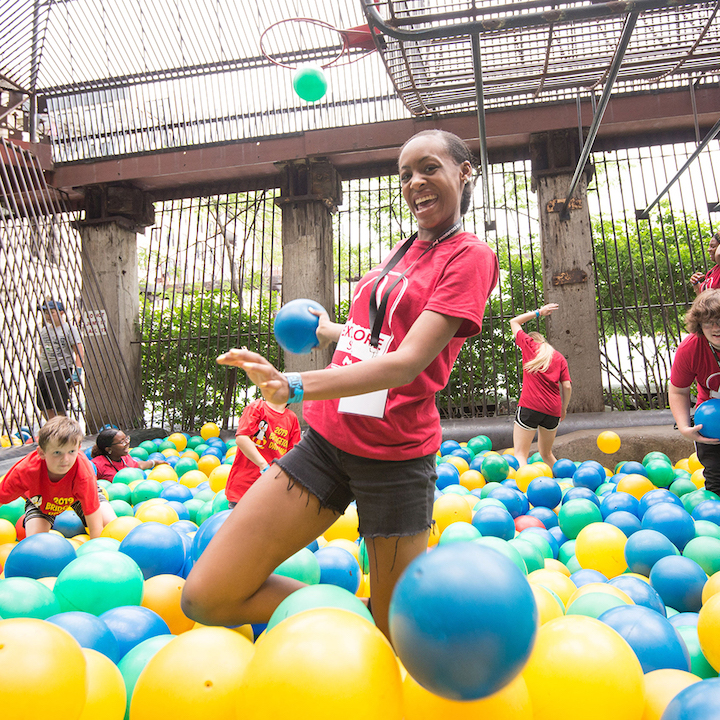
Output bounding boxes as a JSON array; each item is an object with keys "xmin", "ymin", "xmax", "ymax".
[
  {"xmin": 200, "ymin": 422, "xmax": 221, "ymax": 440},
  {"xmin": 135, "ymin": 502, "xmax": 179, "ymax": 526},
  {"xmin": 181, "ymin": 449, "xmax": 200, "ymax": 461},
  {"xmin": 179, "ymin": 469, "xmax": 209, "ymax": 488},
  {"xmin": 160, "ymin": 448, "xmax": 180, "ymax": 458},
  {"xmin": 616, "ymin": 474, "xmax": 656, "ymax": 500},
  {"xmin": 691, "ymin": 468, "xmax": 706, "ymax": 489},
  {"xmin": 544, "ymin": 558, "xmax": 571, "ymax": 576},
  {"xmin": 443, "ymin": 456, "xmax": 470, "ymax": 476},
  {"xmin": 459, "ymin": 469, "xmax": 485, "ymax": 492},
  {"xmin": 402, "ymin": 670, "xmax": 532, "ymax": 720},
  {"xmin": 641, "ymin": 668, "xmax": 701, "ymax": 720},
  {"xmin": 688, "ymin": 452, "xmax": 704, "ymax": 473},
  {"xmin": 596, "ymin": 431, "xmax": 621, "ymax": 454},
  {"xmin": 101, "ymin": 516, "xmax": 142, "ymax": 542},
  {"xmin": 79, "ymin": 647, "xmax": 127, "ymax": 720},
  {"xmin": 167, "ymin": 433, "xmax": 188, "ymax": 452},
  {"xmin": 702, "ymin": 570, "xmax": 720, "ymax": 604},
  {"xmin": 237, "ymin": 608, "xmax": 403, "ymax": 720},
  {"xmin": 523, "ymin": 616, "xmax": 645, "ymax": 720},
  {"xmin": 514, "ymin": 464, "xmax": 544, "ymax": 493},
  {"xmin": 427, "ymin": 521, "xmax": 441, "ymax": 548},
  {"xmin": 148, "ymin": 464, "xmax": 178, "ymax": 483},
  {"xmin": 0, "ymin": 618, "xmax": 87, "ymax": 720},
  {"xmin": 141, "ymin": 574, "xmax": 195, "ymax": 635},
  {"xmin": 533, "ymin": 462, "xmax": 554, "ymax": 478},
  {"xmin": 432, "ymin": 493, "xmax": 472, "ymax": 534},
  {"xmin": 697, "ymin": 590, "xmax": 720, "ymax": 672},
  {"xmin": 324, "ymin": 505, "xmax": 360, "ymax": 543},
  {"xmin": 0, "ymin": 518, "xmax": 16, "ymax": 544},
  {"xmin": 197, "ymin": 454, "xmax": 221, "ymax": 476},
  {"xmin": 225, "ymin": 445, "xmax": 238, "ymax": 457},
  {"xmin": 208, "ymin": 464, "xmax": 232, "ymax": 494},
  {"xmin": 0, "ymin": 542, "xmax": 17, "ymax": 571},
  {"xmin": 574, "ymin": 522, "xmax": 628, "ymax": 578},
  {"xmin": 527, "ymin": 568, "xmax": 577, "ymax": 607},
  {"xmin": 130, "ymin": 627, "xmax": 255, "ymax": 720},
  {"xmin": 531, "ymin": 584, "xmax": 566, "ymax": 626},
  {"xmin": 674, "ymin": 458, "xmax": 691, "ymax": 472}
]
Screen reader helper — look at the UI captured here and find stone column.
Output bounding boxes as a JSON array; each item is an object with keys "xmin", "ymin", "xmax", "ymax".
[
  {"xmin": 77, "ymin": 184, "xmax": 154, "ymax": 432},
  {"xmin": 530, "ymin": 130, "xmax": 604, "ymax": 413},
  {"xmin": 275, "ymin": 159, "xmax": 342, "ymax": 423}
]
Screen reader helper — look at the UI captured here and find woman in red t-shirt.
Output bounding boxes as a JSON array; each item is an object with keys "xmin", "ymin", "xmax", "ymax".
[
  {"xmin": 91, "ymin": 428, "xmax": 163, "ymax": 482},
  {"xmin": 510, "ymin": 303, "xmax": 572, "ymax": 468}
]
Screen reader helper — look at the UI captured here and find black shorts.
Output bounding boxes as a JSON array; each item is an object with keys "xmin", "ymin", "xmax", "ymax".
[
  {"xmin": 275, "ymin": 427, "xmax": 437, "ymax": 538},
  {"xmin": 23, "ymin": 489, "xmax": 107, "ymax": 528},
  {"xmin": 695, "ymin": 442, "xmax": 720, "ymax": 498},
  {"xmin": 36, "ymin": 369, "xmax": 72, "ymax": 414},
  {"xmin": 515, "ymin": 406, "xmax": 560, "ymax": 431}
]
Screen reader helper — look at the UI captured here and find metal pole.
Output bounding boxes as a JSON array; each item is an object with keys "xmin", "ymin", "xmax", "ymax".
[
  {"xmin": 471, "ymin": 34, "xmax": 496, "ymax": 232},
  {"xmin": 560, "ymin": 11, "xmax": 639, "ymax": 220}
]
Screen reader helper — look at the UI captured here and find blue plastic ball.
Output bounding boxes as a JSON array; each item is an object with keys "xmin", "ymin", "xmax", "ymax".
[
  {"xmin": 273, "ymin": 298, "xmax": 325, "ymax": 354},
  {"xmin": 487, "ymin": 486, "xmax": 524, "ymax": 518},
  {"xmin": 118, "ymin": 522, "xmax": 185, "ymax": 579},
  {"xmin": 166, "ymin": 500, "xmax": 190, "ymax": 521},
  {"xmin": 100, "ymin": 605, "xmax": 171, "ymax": 659},
  {"xmin": 389, "ymin": 543, "xmax": 538, "ymax": 700},
  {"xmin": 572, "ymin": 464, "xmax": 604, "ymax": 492},
  {"xmin": 607, "ymin": 575, "xmax": 666, "ymax": 616},
  {"xmin": 46, "ymin": 610, "xmax": 120, "ymax": 663},
  {"xmin": 638, "ymin": 488, "xmax": 684, "ymax": 518},
  {"xmin": 667, "ymin": 612, "xmax": 699, "ymax": 629},
  {"xmin": 642, "ymin": 502, "xmax": 696, "ymax": 550},
  {"xmin": 471, "ymin": 504, "xmax": 515, "ymax": 541},
  {"xmin": 692, "ymin": 499, "xmax": 720, "ymax": 525},
  {"xmin": 436, "ymin": 463, "xmax": 461, "ymax": 490},
  {"xmin": 314, "ymin": 546, "xmax": 361, "ymax": 594},
  {"xmin": 552, "ymin": 458, "xmax": 576, "ymax": 479},
  {"xmin": 52, "ymin": 509, "xmax": 87, "ymax": 538},
  {"xmin": 624, "ymin": 529, "xmax": 679, "ymax": 576},
  {"xmin": 160, "ymin": 483, "xmax": 193, "ymax": 503},
  {"xmin": 548, "ymin": 525, "xmax": 568, "ymax": 547},
  {"xmin": 3, "ymin": 533, "xmax": 77, "ymax": 579},
  {"xmin": 661, "ymin": 676, "xmax": 720, "ymax": 720},
  {"xmin": 600, "ymin": 491, "xmax": 639, "ymax": 519},
  {"xmin": 562, "ymin": 486, "xmax": 602, "ymax": 507},
  {"xmin": 570, "ymin": 568, "xmax": 608, "ymax": 587},
  {"xmin": 171, "ymin": 519, "xmax": 199, "ymax": 535},
  {"xmin": 440, "ymin": 440, "xmax": 461, "ymax": 456},
  {"xmin": 605, "ymin": 510, "xmax": 642, "ymax": 537},
  {"xmin": 190, "ymin": 509, "xmax": 232, "ymax": 562},
  {"xmin": 526, "ymin": 506, "xmax": 559, "ymax": 529},
  {"xmin": 527, "ymin": 477, "xmax": 562, "ymax": 509},
  {"xmin": 619, "ymin": 461, "xmax": 648, "ymax": 477},
  {"xmin": 649, "ymin": 555, "xmax": 707, "ymax": 612},
  {"xmin": 694, "ymin": 399, "xmax": 720, "ymax": 440},
  {"xmin": 597, "ymin": 604, "xmax": 690, "ymax": 673},
  {"xmin": 450, "ymin": 447, "xmax": 474, "ymax": 464}
]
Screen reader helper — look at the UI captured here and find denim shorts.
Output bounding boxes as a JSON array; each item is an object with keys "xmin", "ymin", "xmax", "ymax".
[
  {"xmin": 275, "ymin": 427, "xmax": 437, "ymax": 538},
  {"xmin": 515, "ymin": 406, "xmax": 560, "ymax": 431}
]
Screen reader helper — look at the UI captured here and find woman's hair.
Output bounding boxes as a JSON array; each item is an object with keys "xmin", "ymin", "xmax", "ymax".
[
  {"xmin": 91, "ymin": 428, "xmax": 121, "ymax": 458},
  {"xmin": 38, "ymin": 416, "xmax": 83, "ymax": 450},
  {"xmin": 400, "ymin": 129, "xmax": 478, "ymax": 215},
  {"xmin": 685, "ymin": 288, "xmax": 720, "ymax": 335},
  {"xmin": 524, "ymin": 331, "xmax": 556, "ymax": 374}
]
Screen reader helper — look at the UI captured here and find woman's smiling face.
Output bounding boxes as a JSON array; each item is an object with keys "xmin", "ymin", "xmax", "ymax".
[{"xmin": 398, "ymin": 133, "xmax": 471, "ymax": 239}]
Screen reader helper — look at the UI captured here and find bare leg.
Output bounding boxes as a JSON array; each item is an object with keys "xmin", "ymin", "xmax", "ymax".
[
  {"xmin": 181, "ymin": 465, "xmax": 340, "ymax": 627},
  {"xmin": 100, "ymin": 502, "xmax": 117, "ymax": 524},
  {"xmin": 512, "ymin": 423, "xmax": 536, "ymax": 467},
  {"xmin": 537, "ymin": 426, "xmax": 559, "ymax": 468},
  {"xmin": 365, "ymin": 529, "xmax": 430, "ymax": 640},
  {"xmin": 25, "ymin": 517, "xmax": 52, "ymax": 536}
]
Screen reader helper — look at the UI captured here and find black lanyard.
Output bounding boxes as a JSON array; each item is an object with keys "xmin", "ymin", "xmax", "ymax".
[
  {"xmin": 709, "ymin": 339, "xmax": 720, "ymax": 371},
  {"xmin": 367, "ymin": 220, "xmax": 462, "ymax": 349}
]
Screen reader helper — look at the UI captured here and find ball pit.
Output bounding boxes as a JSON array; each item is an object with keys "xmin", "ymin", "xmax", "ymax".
[{"xmin": 0, "ymin": 425, "xmax": 720, "ymax": 717}]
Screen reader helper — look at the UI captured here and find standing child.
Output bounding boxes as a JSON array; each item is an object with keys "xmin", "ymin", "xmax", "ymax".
[
  {"xmin": 510, "ymin": 303, "xmax": 572, "ymax": 468},
  {"xmin": 226, "ymin": 399, "xmax": 301, "ymax": 509},
  {"xmin": 0, "ymin": 416, "xmax": 112, "ymax": 538}
]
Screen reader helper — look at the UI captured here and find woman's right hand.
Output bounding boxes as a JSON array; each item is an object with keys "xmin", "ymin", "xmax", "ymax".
[
  {"xmin": 217, "ymin": 349, "xmax": 290, "ymax": 404},
  {"xmin": 538, "ymin": 303, "xmax": 559, "ymax": 317},
  {"xmin": 309, "ymin": 307, "xmax": 343, "ymax": 349}
]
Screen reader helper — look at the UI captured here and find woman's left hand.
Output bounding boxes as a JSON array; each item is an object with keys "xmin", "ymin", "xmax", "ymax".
[{"xmin": 217, "ymin": 349, "xmax": 289, "ymax": 404}]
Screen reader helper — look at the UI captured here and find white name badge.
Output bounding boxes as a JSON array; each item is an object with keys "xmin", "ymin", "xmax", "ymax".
[{"xmin": 338, "ymin": 389, "xmax": 389, "ymax": 418}]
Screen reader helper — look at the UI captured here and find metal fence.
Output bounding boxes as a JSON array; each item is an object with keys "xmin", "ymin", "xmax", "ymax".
[{"xmin": 137, "ymin": 138, "xmax": 720, "ymax": 430}]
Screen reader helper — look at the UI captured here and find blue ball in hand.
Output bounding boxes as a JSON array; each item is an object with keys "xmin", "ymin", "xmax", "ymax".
[
  {"xmin": 694, "ymin": 399, "xmax": 720, "ymax": 440},
  {"xmin": 274, "ymin": 298, "xmax": 326, "ymax": 354}
]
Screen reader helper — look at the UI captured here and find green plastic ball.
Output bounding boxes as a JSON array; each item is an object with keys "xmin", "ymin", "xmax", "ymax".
[
  {"xmin": 273, "ymin": 547, "xmax": 321, "ymax": 585},
  {"xmin": 292, "ymin": 64, "xmax": 328, "ymax": 102}
]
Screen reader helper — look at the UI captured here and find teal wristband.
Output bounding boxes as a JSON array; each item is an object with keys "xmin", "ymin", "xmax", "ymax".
[
  {"xmin": 284, "ymin": 372, "xmax": 304, "ymax": 404},
  {"xmin": 535, "ymin": 309, "xmax": 540, "ymax": 319}
]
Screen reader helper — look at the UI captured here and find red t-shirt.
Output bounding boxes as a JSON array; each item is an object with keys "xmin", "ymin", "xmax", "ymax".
[
  {"xmin": 515, "ymin": 330, "xmax": 571, "ymax": 416},
  {"xmin": 92, "ymin": 454, "xmax": 139, "ymax": 482},
  {"xmin": 0, "ymin": 451, "xmax": 101, "ymax": 517},
  {"xmin": 699, "ymin": 265, "xmax": 720, "ymax": 293},
  {"xmin": 670, "ymin": 333, "xmax": 720, "ymax": 405},
  {"xmin": 226, "ymin": 399, "xmax": 302, "ymax": 502},
  {"xmin": 304, "ymin": 231, "xmax": 499, "ymax": 461}
]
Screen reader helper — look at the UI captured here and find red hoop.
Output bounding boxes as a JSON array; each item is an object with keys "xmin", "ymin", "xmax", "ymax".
[{"xmin": 259, "ymin": 18, "xmax": 377, "ymax": 70}]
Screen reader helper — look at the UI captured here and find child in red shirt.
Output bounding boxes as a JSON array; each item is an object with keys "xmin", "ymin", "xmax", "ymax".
[
  {"xmin": 0, "ymin": 416, "xmax": 107, "ymax": 538},
  {"xmin": 225, "ymin": 399, "xmax": 301, "ymax": 508},
  {"xmin": 510, "ymin": 303, "xmax": 572, "ymax": 467}
]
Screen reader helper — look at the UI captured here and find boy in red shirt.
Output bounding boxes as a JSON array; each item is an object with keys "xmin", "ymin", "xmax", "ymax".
[
  {"xmin": 225, "ymin": 398, "xmax": 301, "ymax": 508},
  {"xmin": 0, "ymin": 416, "xmax": 106, "ymax": 538}
]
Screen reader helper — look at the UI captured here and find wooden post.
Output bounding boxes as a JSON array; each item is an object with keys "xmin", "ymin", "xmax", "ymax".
[{"xmin": 531, "ymin": 130, "xmax": 605, "ymax": 413}]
